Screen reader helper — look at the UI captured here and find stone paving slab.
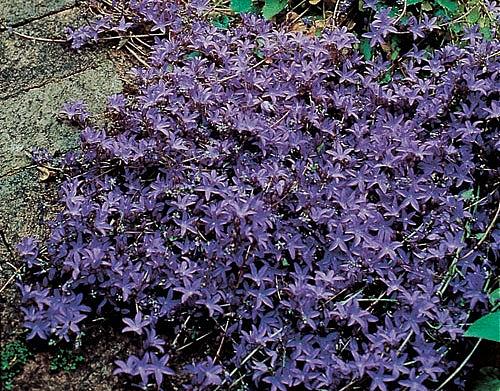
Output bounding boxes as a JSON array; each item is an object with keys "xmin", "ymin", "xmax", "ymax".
[
  {"xmin": 0, "ymin": 61, "xmax": 122, "ymax": 176},
  {"xmin": 0, "ymin": 0, "xmax": 122, "ymax": 303},
  {"xmin": 0, "ymin": 0, "xmax": 76, "ymax": 27},
  {"xmin": 0, "ymin": 169, "xmax": 52, "ymax": 246},
  {"xmin": 0, "ymin": 7, "xmax": 103, "ymax": 99}
]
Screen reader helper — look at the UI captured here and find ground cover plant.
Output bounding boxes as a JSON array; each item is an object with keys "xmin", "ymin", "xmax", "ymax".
[
  {"xmin": 0, "ymin": 340, "xmax": 32, "ymax": 390},
  {"xmin": 16, "ymin": 0, "xmax": 499, "ymax": 389}
]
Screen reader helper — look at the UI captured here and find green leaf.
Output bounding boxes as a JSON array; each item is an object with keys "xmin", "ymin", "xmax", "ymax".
[
  {"xmin": 460, "ymin": 189, "xmax": 475, "ymax": 201},
  {"xmin": 480, "ymin": 27, "xmax": 492, "ymax": 40},
  {"xmin": 230, "ymin": 0, "xmax": 252, "ymax": 13},
  {"xmin": 360, "ymin": 38, "xmax": 373, "ymax": 60},
  {"xmin": 435, "ymin": 0, "xmax": 458, "ymax": 13},
  {"xmin": 471, "ymin": 367, "xmax": 500, "ymax": 391},
  {"xmin": 490, "ymin": 288, "xmax": 500, "ymax": 305},
  {"xmin": 464, "ymin": 312, "xmax": 500, "ymax": 342},
  {"xmin": 390, "ymin": 36, "xmax": 401, "ymax": 61},
  {"xmin": 475, "ymin": 232, "xmax": 485, "ymax": 240},
  {"xmin": 473, "ymin": 376, "xmax": 500, "ymax": 391},
  {"xmin": 262, "ymin": 0, "xmax": 287, "ymax": 19},
  {"xmin": 466, "ymin": 8, "xmax": 480, "ymax": 24},
  {"xmin": 421, "ymin": 1, "xmax": 433, "ymax": 11},
  {"xmin": 400, "ymin": 15, "xmax": 410, "ymax": 25},
  {"xmin": 388, "ymin": 6, "xmax": 401, "ymax": 17},
  {"xmin": 380, "ymin": 70, "xmax": 392, "ymax": 85},
  {"xmin": 212, "ymin": 15, "xmax": 231, "ymax": 29},
  {"xmin": 407, "ymin": 0, "xmax": 422, "ymax": 4},
  {"xmin": 450, "ymin": 22, "xmax": 463, "ymax": 33},
  {"xmin": 185, "ymin": 51, "xmax": 201, "ymax": 60}
]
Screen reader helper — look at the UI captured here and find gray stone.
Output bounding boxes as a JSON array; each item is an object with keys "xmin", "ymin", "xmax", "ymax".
[
  {"xmin": 0, "ymin": 61, "xmax": 122, "ymax": 176},
  {"xmin": 0, "ymin": 7, "xmax": 106, "ymax": 99},
  {"xmin": 0, "ymin": 0, "xmax": 76, "ymax": 27},
  {"xmin": 0, "ymin": 169, "xmax": 51, "ymax": 243}
]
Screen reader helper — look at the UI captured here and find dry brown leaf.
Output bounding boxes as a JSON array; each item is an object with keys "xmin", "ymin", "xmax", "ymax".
[
  {"xmin": 37, "ymin": 166, "xmax": 53, "ymax": 182},
  {"xmin": 286, "ymin": 12, "xmax": 308, "ymax": 33}
]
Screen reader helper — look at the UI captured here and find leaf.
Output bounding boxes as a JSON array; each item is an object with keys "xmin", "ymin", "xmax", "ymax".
[
  {"xmin": 466, "ymin": 8, "xmax": 480, "ymax": 24},
  {"xmin": 399, "ymin": 15, "xmax": 410, "ymax": 25},
  {"xmin": 422, "ymin": 1, "xmax": 433, "ymax": 11},
  {"xmin": 380, "ymin": 69, "xmax": 392, "ymax": 85},
  {"xmin": 464, "ymin": 312, "xmax": 500, "ymax": 342},
  {"xmin": 435, "ymin": 0, "xmax": 458, "ymax": 13},
  {"xmin": 212, "ymin": 15, "xmax": 231, "ymax": 29},
  {"xmin": 231, "ymin": 0, "xmax": 252, "ymax": 13},
  {"xmin": 471, "ymin": 367, "xmax": 500, "ymax": 391},
  {"xmin": 407, "ymin": 0, "xmax": 422, "ymax": 4},
  {"xmin": 479, "ymin": 17, "xmax": 490, "ymax": 28},
  {"xmin": 473, "ymin": 376, "xmax": 500, "ymax": 391},
  {"xmin": 390, "ymin": 36, "xmax": 401, "ymax": 61},
  {"xmin": 388, "ymin": 6, "xmax": 401, "ymax": 17},
  {"xmin": 360, "ymin": 38, "xmax": 373, "ymax": 60},
  {"xmin": 480, "ymin": 27, "xmax": 492, "ymax": 40},
  {"xmin": 262, "ymin": 0, "xmax": 288, "ymax": 19},
  {"xmin": 450, "ymin": 22, "xmax": 463, "ymax": 33},
  {"xmin": 490, "ymin": 288, "xmax": 500, "ymax": 305},
  {"xmin": 460, "ymin": 189, "xmax": 475, "ymax": 201},
  {"xmin": 475, "ymin": 232, "xmax": 485, "ymax": 240},
  {"xmin": 185, "ymin": 51, "xmax": 201, "ymax": 60},
  {"xmin": 254, "ymin": 49, "xmax": 264, "ymax": 59}
]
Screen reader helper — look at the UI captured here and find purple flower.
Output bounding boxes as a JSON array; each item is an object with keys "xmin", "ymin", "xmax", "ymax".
[
  {"xmin": 17, "ymin": 2, "xmax": 500, "ymax": 390},
  {"xmin": 122, "ymin": 312, "xmax": 150, "ymax": 335}
]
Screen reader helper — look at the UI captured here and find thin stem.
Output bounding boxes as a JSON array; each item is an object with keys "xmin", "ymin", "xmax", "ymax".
[
  {"xmin": 214, "ymin": 328, "xmax": 283, "ymax": 391},
  {"xmin": 435, "ymin": 339, "xmax": 481, "ymax": 391},
  {"xmin": 0, "ymin": 268, "xmax": 22, "ymax": 294},
  {"xmin": 394, "ymin": 0, "xmax": 407, "ymax": 24},
  {"xmin": 462, "ymin": 201, "xmax": 500, "ymax": 258},
  {"xmin": 11, "ymin": 31, "xmax": 67, "ymax": 43},
  {"xmin": 439, "ymin": 202, "xmax": 500, "ymax": 296},
  {"xmin": 124, "ymin": 43, "xmax": 149, "ymax": 67}
]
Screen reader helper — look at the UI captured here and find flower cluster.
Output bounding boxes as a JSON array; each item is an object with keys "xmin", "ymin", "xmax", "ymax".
[{"xmin": 19, "ymin": 1, "xmax": 499, "ymax": 390}]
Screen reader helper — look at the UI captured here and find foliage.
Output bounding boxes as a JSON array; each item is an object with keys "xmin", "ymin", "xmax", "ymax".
[
  {"xmin": 17, "ymin": 0, "xmax": 500, "ymax": 390},
  {"xmin": 230, "ymin": 0, "xmax": 288, "ymax": 19},
  {"xmin": 470, "ymin": 367, "xmax": 500, "ymax": 391},
  {"xmin": 0, "ymin": 340, "xmax": 31, "ymax": 390},
  {"xmin": 363, "ymin": 0, "xmax": 497, "ymax": 42},
  {"xmin": 464, "ymin": 288, "xmax": 500, "ymax": 342},
  {"xmin": 490, "ymin": 288, "xmax": 500, "ymax": 304},
  {"xmin": 227, "ymin": 0, "xmax": 498, "ymax": 39},
  {"xmin": 262, "ymin": 0, "xmax": 288, "ymax": 19},
  {"xmin": 49, "ymin": 347, "xmax": 85, "ymax": 373},
  {"xmin": 231, "ymin": 0, "xmax": 253, "ymax": 13},
  {"xmin": 464, "ymin": 312, "xmax": 500, "ymax": 342}
]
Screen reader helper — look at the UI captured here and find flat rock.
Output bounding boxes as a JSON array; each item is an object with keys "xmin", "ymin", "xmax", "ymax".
[
  {"xmin": 0, "ymin": 7, "xmax": 108, "ymax": 99},
  {"xmin": 0, "ymin": 0, "xmax": 76, "ymax": 27},
  {"xmin": 0, "ymin": 61, "xmax": 122, "ymax": 176}
]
